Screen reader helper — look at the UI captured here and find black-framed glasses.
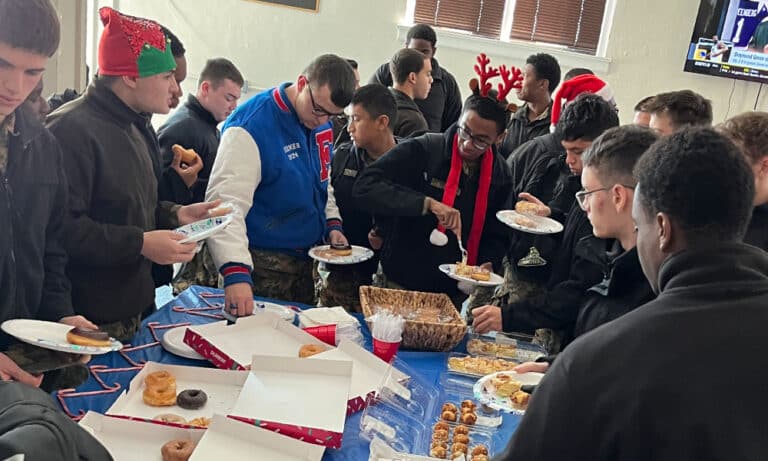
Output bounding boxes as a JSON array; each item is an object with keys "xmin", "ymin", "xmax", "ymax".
[
  {"xmin": 457, "ymin": 125, "xmax": 492, "ymax": 150},
  {"xmin": 306, "ymin": 80, "xmax": 344, "ymax": 117},
  {"xmin": 575, "ymin": 184, "xmax": 635, "ymax": 210}
]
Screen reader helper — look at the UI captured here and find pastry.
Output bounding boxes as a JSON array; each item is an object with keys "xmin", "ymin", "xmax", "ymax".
[
  {"xmin": 452, "ymin": 442, "xmax": 468, "ymax": 454},
  {"xmin": 298, "ymin": 344, "xmax": 324, "ymax": 358},
  {"xmin": 153, "ymin": 413, "xmax": 187, "ymax": 425},
  {"xmin": 513, "ymin": 214, "xmax": 537, "ymax": 229},
  {"xmin": 429, "ymin": 446, "xmax": 447, "ymax": 459},
  {"xmin": 433, "ymin": 421, "xmax": 450, "ymax": 432},
  {"xmin": 441, "ymin": 410, "xmax": 457, "ymax": 422},
  {"xmin": 431, "ymin": 440, "xmax": 448, "ymax": 449},
  {"xmin": 171, "ymin": 144, "xmax": 197, "ymax": 164},
  {"xmin": 187, "ymin": 417, "xmax": 211, "ymax": 428},
  {"xmin": 454, "ymin": 425, "xmax": 470, "ymax": 435},
  {"xmin": 515, "ymin": 201, "xmax": 545, "ymax": 216},
  {"xmin": 472, "ymin": 456, "xmax": 490, "ymax": 461},
  {"xmin": 460, "ymin": 406, "xmax": 475, "ymax": 415},
  {"xmin": 143, "ymin": 371, "xmax": 177, "ymax": 407},
  {"xmin": 441, "ymin": 403, "xmax": 458, "ymax": 413},
  {"xmin": 472, "ymin": 445, "xmax": 489, "ymax": 456},
  {"xmin": 466, "ymin": 339, "xmax": 518, "ymax": 358},
  {"xmin": 451, "ymin": 453, "xmax": 466, "ymax": 460},
  {"xmin": 453, "ymin": 433, "xmax": 470, "ymax": 444},
  {"xmin": 329, "ymin": 242, "xmax": 353, "ymax": 256},
  {"xmin": 460, "ymin": 399, "xmax": 476, "ymax": 411},
  {"xmin": 490, "ymin": 373, "xmax": 522, "ymax": 397},
  {"xmin": 447, "ymin": 356, "xmax": 518, "ymax": 376},
  {"xmin": 460, "ymin": 412, "xmax": 477, "ymax": 425},
  {"xmin": 66, "ymin": 327, "xmax": 111, "ymax": 347},
  {"xmin": 432, "ymin": 429, "xmax": 449, "ymax": 441},
  {"xmin": 454, "ymin": 262, "xmax": 491, "ymax": 281},
  {"xmin": 176, "ymin": 389, "xmax": 207, "ymax": 410},
  {"xmin": 511, "ymin": 390, "xmax": 531, "ymax": 406},
  {"xmin": 161, "ymin": 439, "xmax": 196, "ymax": 461}
]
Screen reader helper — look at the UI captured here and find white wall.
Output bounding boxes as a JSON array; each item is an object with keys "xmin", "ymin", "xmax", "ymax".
[{"xmin": 83, "ymin": 0, "xmax": 766, "ymax": 124}]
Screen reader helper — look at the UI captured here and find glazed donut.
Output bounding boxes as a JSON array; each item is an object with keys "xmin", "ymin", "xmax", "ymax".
[
  {"xmin": 176, "ymin": 389, "xmax": 207, "ymax": 410},
  {"xmin": 66, "ymin": 327, "xmax": 111, "ymax": 347},
  {"xmin": 460, "ymin": 412, "xmax": 477, "ymax": 425},
  {"xmin": 143, "ymin": 371, "xmax": 177, "ymax": 407},
  {"xmin": 161, "ymin": 439, "xmax": 196, "ymax": 461},
  {"xmin": 454, "ymin": 424, "xmax": 470, "ymax": 435},
  {"xmin": 330, "ymin": 242, "xmax": 353, "ymax": 256},
  {"xmin": 153, "ymin": 413, "xmax": 187, "ymax": 425},
  {"xmin": 472, "ymin": 445, "xmax": 489, "ymax": 456},
  {"xmin": 440, "ymin": 410, "xmax": 457, "ymax": 422},
  {"xmin": 299, "ymin": 344, "xmax": 324, "ymax": 358}
]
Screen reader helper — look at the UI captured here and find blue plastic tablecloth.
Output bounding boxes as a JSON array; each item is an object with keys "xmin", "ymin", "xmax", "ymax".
[{"xmin": 54, "ymin": 286, "xmax": 519, "ymax": 460}]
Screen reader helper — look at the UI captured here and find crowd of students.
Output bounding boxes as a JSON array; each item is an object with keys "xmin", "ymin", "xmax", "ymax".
[{"xmin": 2, "ymin": 0, "xmax": 768, "ymax": 459}]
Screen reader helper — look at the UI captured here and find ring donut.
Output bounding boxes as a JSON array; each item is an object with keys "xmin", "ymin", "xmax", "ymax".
[
  {"xmin": 299, "ymin": 344, "xmax": 324, "ymax": 358},
  {"xmin": 161, "ymin": 439, "xmax": 196, "ymax": 461},
  {"xmin": 176, "ymin": 389, "xmax": 208, "ymax": 410}
]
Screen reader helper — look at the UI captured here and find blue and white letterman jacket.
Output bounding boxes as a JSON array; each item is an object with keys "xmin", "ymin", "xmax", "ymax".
[{"xmin": 205, "ymin": 83, "xmax": 334, "ymax": 286}]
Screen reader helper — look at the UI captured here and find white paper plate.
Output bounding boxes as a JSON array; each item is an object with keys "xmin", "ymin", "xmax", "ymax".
[
  {"xmin": 473, "ymin": 370, "xmax": 544, "ymax": 414},
  {"xmin": 496, "ymin": 210, "xmax": 564, "ymax": 235},
  {"xmin": 160, "ymin": 326, "xmax": 206, "ymax": 360},
  {"xmin": 175, "ymin": 215, "xmax": 234, "ymax": 244},
  {"xmin": 438, "ymin": 264, "xmax": 504, "ymax": 287},
  {"xmin": 308, "ymin": 245, "xmax": 374, "ymax": 265},
  {"xmin": 1, "ymin": 319, "xmax": 122, "ymax": 355}
]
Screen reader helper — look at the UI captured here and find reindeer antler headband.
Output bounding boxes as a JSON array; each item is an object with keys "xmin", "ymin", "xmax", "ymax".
[{"xmin": 469, "ymin": 53, "xmax": 522, "ymax": 113}]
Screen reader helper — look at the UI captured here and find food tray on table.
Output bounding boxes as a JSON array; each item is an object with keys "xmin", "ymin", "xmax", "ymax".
[
  {"xmin": 465, "ymin": 332, "xmax": 547, "ymax": 362},
  {"xmin": 430, "ymin": 392, "xmax": 497, "ymax": 459},
  {"xmin": 438, "ymin": 372, "xmax": 502, "ymax": 429},
  {"xmin": 359, "ymin": 286, "xmax": 467, "ymax": 352},
  {"xmin": 446, "ymin": 352, "xmax": 519, "ymax": 378}
]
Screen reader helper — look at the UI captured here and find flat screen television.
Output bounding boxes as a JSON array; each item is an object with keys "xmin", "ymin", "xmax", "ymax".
[{"xmin": 684, "ymin": 0, "xmax": 768, "ymax": 83}]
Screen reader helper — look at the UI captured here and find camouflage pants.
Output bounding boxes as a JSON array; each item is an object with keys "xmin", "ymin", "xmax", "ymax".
[
  {"xmin": 464, "ymin": 257, "xmax": 564, "ymax": 353},
  {"xmin": 318, "ymin": 267, "xmax": 375, "ymax": 313},
  {"xmin": 173, "ymin": 243, "xmax": 220, "ymax": 295},
  {"xmin": 4, "ymin": 343, "xmax": 89, "ymax": 392},
  {"xmin": 99, "ymin": 313, "xmax": 143, "ymax": 344},
  {"xmin": 250, "ymin": 249, "xmax": 316, "ymax": 306}
]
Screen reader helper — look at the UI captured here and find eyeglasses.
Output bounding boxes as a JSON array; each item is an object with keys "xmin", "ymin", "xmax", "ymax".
[
  {"xmin": 575, "ymin": 184, "xmax": 635, "ymax": 210},
  {"xmin": 306, "ymin": 80, "xmax": 344, "ymax": 117},
  {"xmin": 457, "ymin": 125, "xmax": 493, "ymax": 150}
]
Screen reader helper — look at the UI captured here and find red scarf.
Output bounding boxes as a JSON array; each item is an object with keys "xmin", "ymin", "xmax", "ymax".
[{"xmin": 437, "ymin": 133, "xmax": 493, "ymax": 265}]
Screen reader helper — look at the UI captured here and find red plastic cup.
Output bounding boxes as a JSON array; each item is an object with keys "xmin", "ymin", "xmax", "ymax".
[
  {"xmin": 302, "ymin": 324, "xmax": 337, "ymax": 346},
  {"xmin": 372, "ymin": 338, "xmax": 400, "ymax": 363}
]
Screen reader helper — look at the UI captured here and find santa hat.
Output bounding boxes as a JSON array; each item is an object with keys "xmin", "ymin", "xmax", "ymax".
[
  {"xmin": 550, "ymin": 74, "xmax": 615, "ymax": 128},
  {"xmin": 97, "ymin": 7, "xmax": 176, "ymax": 78}
]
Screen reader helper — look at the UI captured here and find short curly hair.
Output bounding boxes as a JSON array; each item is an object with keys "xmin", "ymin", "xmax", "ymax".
[{"xmin": 634, "ymin": 127, "xmax": 754, "ymax": 243}]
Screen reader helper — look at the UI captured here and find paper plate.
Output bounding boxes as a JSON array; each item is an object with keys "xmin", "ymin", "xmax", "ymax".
[
  {"xmin": 175, "ymin": 215, "xmax": 234, "ymax": 244},
  {"xmin": 160, "ymin": 326, "xmax": 206, "ymax": 360},
  {"xmin": 308, "ymin": 245, "xmax": 374, "ymax": 265},
  {"xmin": 474, "ymin": 371, "xmax": 544, "ymax": 414},
  {"xmin": 1, "ymin": 319, "xmax": 122, "ymax": 355},
  {"xmin": 438, "ymin": 264, "xmax": 504, "ymax": 287},
  {"xmin": 496, "ymin": 210, "xmax": 564, "ymax": 235}
]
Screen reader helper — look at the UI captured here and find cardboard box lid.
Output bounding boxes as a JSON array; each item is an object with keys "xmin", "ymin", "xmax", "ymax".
[
  {"xmin": 231, "ymin": 355, "xmax": 352, "ymax": 435},
  {"xmin": 79, "ymin": 412, "xmax": 204, "ymax": 461},
  {"xmin": 106, "ymin": 362, "xmax": 249, "ymax": 424},
  {"xmin": 190, "ymin": 415, "xmax": 325, "ymax": 461},
  {"xmin": 309, "ymin": 339, "xmax": 409, "ymax": 404},
  {"xmin": 185, "ymin": 312, "xmax": 330, "ymax": 369}
]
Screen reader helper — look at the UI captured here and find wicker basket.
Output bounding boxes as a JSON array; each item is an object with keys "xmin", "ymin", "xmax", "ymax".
[{"xmin": 359, "ymin": 286, "xmax": 467, "ymax": 352}]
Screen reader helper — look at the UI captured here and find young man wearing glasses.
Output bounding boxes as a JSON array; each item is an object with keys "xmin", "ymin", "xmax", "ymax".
[
  {"xmin": 480, "ymin": 126, "xmax": 657, "ymax": 372},
  {"xmin": 206, "ymin": 55, "xmax": 356, "ymax": 313},
  {"xmin": 353, "ymin": 87, "xmax": 514, "ymax": 309}
]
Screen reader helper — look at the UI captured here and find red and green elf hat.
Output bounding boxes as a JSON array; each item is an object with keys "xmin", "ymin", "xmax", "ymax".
[{"xmin": 97, "ymin": 7, "xmax": 176, "ymax": 78}]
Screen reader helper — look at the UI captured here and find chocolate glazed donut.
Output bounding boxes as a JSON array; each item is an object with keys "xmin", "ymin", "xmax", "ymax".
[
  {"xmin": 69, "ymin": 327, "xmax": 109, "ymax": 340},
  {"xmin": 176, "ymin": 389, "xmax": 207, "ymax": 410}
]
